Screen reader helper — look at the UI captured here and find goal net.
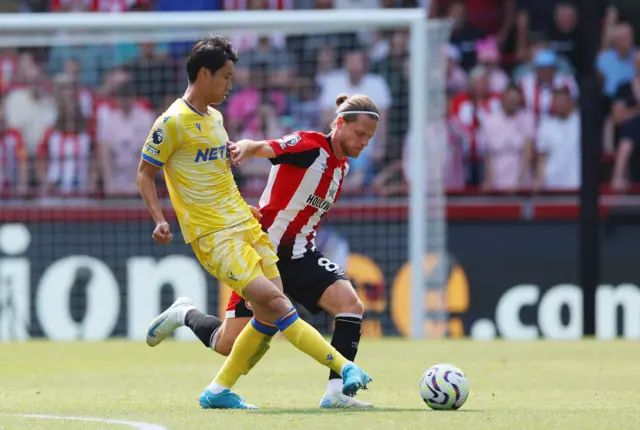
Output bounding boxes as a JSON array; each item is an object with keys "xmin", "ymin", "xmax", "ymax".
[{"xmin": 0, "ymin": 10, "xmax": 452, "ymax": 341}]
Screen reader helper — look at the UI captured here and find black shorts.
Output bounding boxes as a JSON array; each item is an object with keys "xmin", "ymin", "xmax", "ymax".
[{"xmin": 226, "ymin": 250, "xmax": 350, "ymax": 317}]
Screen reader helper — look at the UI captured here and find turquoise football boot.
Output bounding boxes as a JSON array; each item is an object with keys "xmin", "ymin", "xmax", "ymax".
[
  {"xmin": 341, "ymin": 363, "xmax": 373, "ymax": 397},
  {"xmin": 199, "ymin": 389, "xmax": 258, "ymax": 410}
]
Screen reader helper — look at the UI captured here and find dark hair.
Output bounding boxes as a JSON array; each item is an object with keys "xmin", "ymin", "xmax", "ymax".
[
  {"xmin": 333, "ymin": 93, "xmax": 380, "ymax": 126},
  {"xmin": 186, "ymin": 36, "xmax": 239, "ymax": 84}
]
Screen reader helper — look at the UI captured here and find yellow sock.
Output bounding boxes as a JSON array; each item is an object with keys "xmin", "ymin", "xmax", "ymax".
[
  {"xmin": 213, "ymin": 318, "xmax": 275, "ymax": 388},
  {"xmin": 280, "ymin": 317, "xmax": 349, "ymax": 376}
]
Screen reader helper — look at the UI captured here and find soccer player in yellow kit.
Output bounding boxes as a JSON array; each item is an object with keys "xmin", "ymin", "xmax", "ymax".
[{"xmin": 137, "ymin": 36, "xmax": 371, "ymax": 410}]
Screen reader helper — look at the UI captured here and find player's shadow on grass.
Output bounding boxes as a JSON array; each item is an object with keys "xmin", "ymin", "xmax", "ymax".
[{"xmin": 253, "ymin": 408, "xmax": 483, "ymax": 415}]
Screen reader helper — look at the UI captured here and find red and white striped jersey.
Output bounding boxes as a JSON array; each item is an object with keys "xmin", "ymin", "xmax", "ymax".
[
  {"xmin": 38, "ymin": 129, "xmax": 92, "ymax": 194},
  {"xmin": 447, "ymin": 93, "xmax": 501, "ymax": 160},
  {"xmin": 258, "ymin": 131, "xmax": 349, "ymax": 259},
  {"xmin": 518, "ymin": 72, "xmax": 579, "ymax": 119},
  {"xmin": 0, "ymin": 129, "xmax": 25, "ymax": 191}
]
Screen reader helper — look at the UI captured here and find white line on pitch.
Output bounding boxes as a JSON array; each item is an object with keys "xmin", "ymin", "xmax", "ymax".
[{"xmin": 0, "ymin": 414, "xmax": 168, "ymax": 430}]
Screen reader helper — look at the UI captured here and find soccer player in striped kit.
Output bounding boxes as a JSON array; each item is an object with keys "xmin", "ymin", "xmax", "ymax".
[{"xmin": 147, "ymin": 93, "xmax": 380, "ymax": 409}]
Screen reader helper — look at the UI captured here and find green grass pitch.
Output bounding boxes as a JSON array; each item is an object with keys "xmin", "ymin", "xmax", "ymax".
[{"xmin": 0, "ymin": 339, "xmax": 638, "ymax": 429}]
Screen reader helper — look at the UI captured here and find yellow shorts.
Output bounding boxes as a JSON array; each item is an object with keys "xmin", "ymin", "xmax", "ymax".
[{"xmin": 191, "ymin": 218, "xmax": 280, "ymax": 296}]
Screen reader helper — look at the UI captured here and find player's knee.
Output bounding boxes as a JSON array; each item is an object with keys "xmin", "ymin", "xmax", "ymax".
[
  {"xmin": 265, "ymin": 290, "xmax": 291, "ymax": 315},
  {"xmin": 322, "ymin": 280, "xmax": 364, "ymax": 316},
  {"xmin": 339, "ymin": 285, "xmax": 364, "ymax": 316},
  {"xmin": 245, "ymin": 278, "xmax": 291, "ymax": 318},
  {"xmin": 351, "ymin": 295, "xmax": 365, "ymax": 316}
]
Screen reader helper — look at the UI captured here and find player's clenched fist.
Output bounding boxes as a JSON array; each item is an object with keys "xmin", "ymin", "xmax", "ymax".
[{"xmin": 153, "ymin": 221, "xmax": 173, "ymax": 245}]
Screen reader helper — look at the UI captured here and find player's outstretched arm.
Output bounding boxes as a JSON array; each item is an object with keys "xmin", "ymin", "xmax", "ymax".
[
  {"xmin": 137, "ymin": 159, "xmax": 173, "ymax": 245},
  {"xmin": 228, "ymin": 139, "xmax": 275, "ymax": 166}
]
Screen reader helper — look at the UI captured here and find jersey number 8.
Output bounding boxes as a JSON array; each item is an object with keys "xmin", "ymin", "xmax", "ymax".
[{"xmin": 318, "ymin": 258, "xmax": 340, "ymax": 272}]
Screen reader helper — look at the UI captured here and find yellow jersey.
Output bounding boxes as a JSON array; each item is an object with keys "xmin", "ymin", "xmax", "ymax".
[{"xmin": 141, "ymin": 98, "xmax": 253, "ymax": 243}]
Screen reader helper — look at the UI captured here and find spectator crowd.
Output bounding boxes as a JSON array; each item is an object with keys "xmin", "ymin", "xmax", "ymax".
[{"xmin": 0, "ymin": 0, "xmax": 638, "ymax": 200}]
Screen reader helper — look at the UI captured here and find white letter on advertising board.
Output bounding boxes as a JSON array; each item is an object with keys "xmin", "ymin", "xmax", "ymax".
[
  {"xmin": 127, "ymin": 256, "xmax": 207, "ymax": 341},
  {"xmin": 596, "ymin": 284, "xmax": 640, "ymax": 339},
  {"xmin": 496, "ymin": 284, "xmax": 539, "ymax": 339},
  {"xmin": 37, "ymin": 256, "xmax": 120, "ymax": 340},
  {"xmin": 0, "ymin": 259, "xmax": 31, "ymax": 340},
  {"xmin": 0, "ymin": 224, "xmax": 32, "ymax": 340},
  {"xmin": 538, "ymin": 284, "xmax": 582, "ymax": 339}
]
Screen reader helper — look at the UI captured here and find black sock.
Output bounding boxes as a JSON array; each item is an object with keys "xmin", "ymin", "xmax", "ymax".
[
  {"xmin": 329, "ymin": 314, "xmax": 362, "ymax": 380},
  {"xmin": 184, "ymin": 309, "xmax": 222, "ymax": 348}
]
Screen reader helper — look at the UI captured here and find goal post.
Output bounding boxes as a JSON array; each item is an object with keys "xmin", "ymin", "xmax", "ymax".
[
  {"xmin": 0, "ymin": 10, "xmax": 451, "ymax": 340},
  {"xmin": 408, "ymin": 15, "xmax": 427, "ymax": 339},
  {"xmin": 0, "ymin": 10, "xmax": 426, "ymax": 30}
]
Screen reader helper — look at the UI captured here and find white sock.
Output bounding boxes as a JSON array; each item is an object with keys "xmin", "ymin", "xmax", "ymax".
[
  {"xmin": 206, "ymin": 381, "xmax": 228, "ymax": 395},
  {"xmin": 326, "ymin": 379, "xmax": 343, "ymax": 395},
  {"xmin": 176, "ymin": 305, "xmax": 196, "ymax": 326}
]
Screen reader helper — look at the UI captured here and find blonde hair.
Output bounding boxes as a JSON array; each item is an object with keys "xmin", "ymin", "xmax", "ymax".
[{"xmin": 333, "ymin": 93, "xmax": 380, "ymax": 127}]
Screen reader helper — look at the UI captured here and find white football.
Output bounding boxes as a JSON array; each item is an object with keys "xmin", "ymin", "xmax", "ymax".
[{"xmin": 420, "ymin": 363, "xmax": 469, "ymax": 410}]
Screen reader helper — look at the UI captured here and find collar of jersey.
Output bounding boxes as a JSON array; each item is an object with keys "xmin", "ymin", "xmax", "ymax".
[
  {"xmin": 325, "ymin": 133, "xmax": 335, "ymax": 156},
  {"xmin": 181, "ymin": 98, "xmax": 208, "ymax": 117}
]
